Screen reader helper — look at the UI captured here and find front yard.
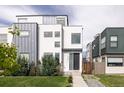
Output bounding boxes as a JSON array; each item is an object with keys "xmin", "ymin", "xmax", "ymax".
[
  {"xmin": 96, "ymin": 75, "xmax": 124, "ymax": 87},
  {"xmin": 0, "ymin": 76, "xmax": 71, "ymax": 87}
]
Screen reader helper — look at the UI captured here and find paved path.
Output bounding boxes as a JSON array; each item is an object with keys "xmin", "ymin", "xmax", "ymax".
[
  {"xmin": 71, "ymin": 71, "xmax": 88, "ymax": 87},
  {"xmin": 83, "ymin": 75, "xmax": 105, "ymax": 87}
]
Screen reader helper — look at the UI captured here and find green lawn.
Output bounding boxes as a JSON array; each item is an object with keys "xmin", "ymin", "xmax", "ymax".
[
  {"xmin": 96, "ymin": 75, "xmax": 124, "ymax": 87},
  {"xmin": 0, "ymin": 76, "xmax": 71, "ymax": 87}
]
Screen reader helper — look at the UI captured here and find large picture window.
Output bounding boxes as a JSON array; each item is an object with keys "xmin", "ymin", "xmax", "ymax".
[
  {"xmin": 71, "ymin": 33, "xmax": 81, "ymax": 44},
  {"xmin": 107, "ymin": 58, "xmax": 123, "ymax": 67},
  {"xmin": 110, "ymin": 36, "xmax": 118, "ymax": 47}
]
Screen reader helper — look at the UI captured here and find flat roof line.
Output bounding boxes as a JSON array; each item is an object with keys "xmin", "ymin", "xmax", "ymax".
[{"xmin": 16, "ymin": 15, "xmax": 68, "ymax": 17}]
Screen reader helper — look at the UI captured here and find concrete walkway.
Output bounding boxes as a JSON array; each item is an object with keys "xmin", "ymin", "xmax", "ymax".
[
  {"xmin": 83, "ymin": 75, "xmax": 105, "ymax": 87},
  {"xmin": 71, "ymin": 71, "xmax": 88, "ymax": 87}
]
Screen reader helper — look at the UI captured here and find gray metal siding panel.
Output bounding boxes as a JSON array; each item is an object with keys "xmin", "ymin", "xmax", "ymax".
[
  {"xmin": 13, "ymin": 23, "xmax": 38, "ymax": 64},
  {"xmin": 42, "ymin": 16, "xmax": 56, "ymax": 25}
]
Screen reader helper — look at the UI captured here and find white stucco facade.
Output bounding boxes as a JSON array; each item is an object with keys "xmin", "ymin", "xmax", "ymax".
[{"xmin": 39, "ymin": 25, "xmax": 62, "ymax": 64}]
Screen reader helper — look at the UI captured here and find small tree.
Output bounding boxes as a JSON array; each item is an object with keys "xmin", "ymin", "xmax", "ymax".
[
  {"xmin": 41, "ymin": 55, "xmax": 60, "ymax": 76},
  {"xmin": 8, "ymin": 25, "xmax": 20, "ymax": 38},
  {"xmin": 0, "ymin": 43, "xmax": 20, "ymax": 76}
]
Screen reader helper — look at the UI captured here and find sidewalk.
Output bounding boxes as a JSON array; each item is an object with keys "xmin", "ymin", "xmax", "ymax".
[
  {"xmin": 83, "ymin": 75, "xmax": 105, "ymax": 87},
  {"xmin": 71, "ymin": 71, "xmax": 88, "ymax": 87}
]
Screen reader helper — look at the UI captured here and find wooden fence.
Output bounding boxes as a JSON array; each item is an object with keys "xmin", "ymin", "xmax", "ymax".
[{"xmin": 82, "ymin": 62, "xmax": 93, "ymax": 74}]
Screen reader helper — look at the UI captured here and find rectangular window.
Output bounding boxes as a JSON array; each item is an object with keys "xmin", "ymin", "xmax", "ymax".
[
  {"xmin": 101, "ymin": 37, "xmax": 106, "ymax": 49},
  {"xmin": 55, "ymin": 41, "xmax": 60, "ymax": 47},
  {"xmin": 44, "ymin": 52, "xmax": 53, "ymax": 57},
  {"xmin": 20, "ymin": 53, "xmax": 29, "ymax": 60},
  {"xmin": 55, "ymin": 53, "xmax": 60, "ymax": 62},
  {"xmin": 71, "ymin": 33, "xmax": 81, "ymax": 44},
  {"xmin": 44, "ymin": 32, "xmax": 53, "ymax": 37},
  {"xmin": 55, "ymin": 31, "xmax": 60, "ymax": 37},
  {"xmin": 56, "ymin": 18, "xmax": 65, "ymax": 26},
  {"xmin": 107, "ymin": 58, "xmax": 123, "ymax": 67},
  {"xmin": 20, "ymin": 31, "xmax": 29, "ymax": 36},
  {"xmin": 110, "ymin": 36, "xmax": 118, "ymax": 47},
  {"xmin": 0, "ymin": 34, "xmax": 7, "ymax": 43}
]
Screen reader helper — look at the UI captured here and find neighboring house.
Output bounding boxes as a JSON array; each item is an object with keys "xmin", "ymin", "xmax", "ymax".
[
  {"xmin": 0, "ymin": 15, "xmax": 83, "ymax": 73},
  {"xmin": 92, "ymin": 27, "xmax": 124, "ymax": 74},
  {"xmin": 0, "ymin": 27, "xmax": 13, "ymax": 44}
]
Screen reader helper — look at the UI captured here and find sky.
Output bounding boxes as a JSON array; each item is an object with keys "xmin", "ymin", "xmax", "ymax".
[{"xmin": 1, "ymin": 5, "xmax": 124, "ymax": 50}]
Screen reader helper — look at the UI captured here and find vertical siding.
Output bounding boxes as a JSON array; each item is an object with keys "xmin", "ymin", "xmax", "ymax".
[
  {"xmin": 13, "ymin": 23, "xmax": 38, "ymax": 65},
  {"xmin": 42, "ymin": 16, "xmax": 56, "ymax": 25}
]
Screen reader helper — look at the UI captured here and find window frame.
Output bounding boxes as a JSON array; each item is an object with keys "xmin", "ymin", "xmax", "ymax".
[
  {"xmin": 110, "ymin": 35, "xmax": 118, "ymax": 48},
  {"xmin": 44, "ymin": 32, "xmax": 53, "ymax": 37},
  {"xmin": 55, "ymin": 31, "xmax": 60, "ymax": 37},
  {"xmin": 20, "ymin": 31, "xmax": 29, "ymax": 37},
  {"xmin": 55, "ymin": 41, "xmax": 60, "ymax": 47},
  {"xmin": 56, "ymin": 18, "xmax": 65, "ymax": 26},
  {"xmin": 71, "ymin": 33, "xmax": 81, "ymax": 44},
  {"xmin": 107, "ymin": 57, "xmax": 123, "ymax": 67}
]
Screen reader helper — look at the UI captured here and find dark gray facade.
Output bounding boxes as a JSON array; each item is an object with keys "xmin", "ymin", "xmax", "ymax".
[
  {"xmin": 92, "ymin": 27, "xmax": 124, "ymax": 58},
  {"xmin": 92, "ymin": 35, "xmax": 100, "ymax": 58},
  {"xmin": 101, "ymin": 27, "xmax": 124, "ymax": 55},
  {"xmin": 13, "ymin": 23, "xmax": 38, "ymax": 65}
]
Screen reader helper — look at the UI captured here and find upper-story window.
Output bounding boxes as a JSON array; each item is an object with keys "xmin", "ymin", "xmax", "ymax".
[
  {"xmin": 44, "ymin": 32, "xmax": 53, "ymax": 37},
  {"xmin": 55, "ymin": 31, "xmax": 60, "ymax": 37},
  {"xmin": 20, "ymin": 31, "xmax": 29, "ymax": 36},
  {"xmin": 0, "ymin": 34, "xmax": 7, "ymax": 43},
  {"xmin": 56, "ymin": 18, "xmax": 65, "ymax": 26},
  {"xmin": 71, "ymin": 33, "xmax": 81, "ymax": 44},
  {"xmin": 101, "ymin": 37, "xmax": 106, "ymax": 49},
  {"xmin": 110, "ymin": 36, "xmax": 118, "ymax": 48},
  {"xmin": 55, "ymin": 41, "xmax": 60, "ymax": 47}
]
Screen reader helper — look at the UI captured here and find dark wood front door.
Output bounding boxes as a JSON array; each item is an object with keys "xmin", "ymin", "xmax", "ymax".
[{"xmin": 73, "ymin": 53, "xmax": 80, "ymax": 70}]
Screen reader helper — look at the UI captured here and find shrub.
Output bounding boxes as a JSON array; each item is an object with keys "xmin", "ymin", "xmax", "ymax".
[
  {"xmin": 35, "ymin": 60, "xmax": 42, "ymax": 76},
  {"xmin": 0, "ymin": 43, "xmax": 20, "ymax": 76},
  {"xmin": 68, "ymin": 75, "xmax": 73, "ymax": 83},
  {"xmin": 29, "ymin": 62, "xmax": 36, "ymax": 76},
  {"xmin": 41, "ymin": 55, "xmax": 61, "ymax": 76},
  {"xmin": 13, "ymin": 56, "xmax": 29, "ymax": 76}
]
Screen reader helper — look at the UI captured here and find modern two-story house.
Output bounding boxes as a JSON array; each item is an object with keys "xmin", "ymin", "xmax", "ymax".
[
  {"xmin": 0, "ymin": 15, "xmax": 83, "ymax": 73},
  {"xmin": 92, "ymin": 27, "xmax": 124, "ymax": 74}
]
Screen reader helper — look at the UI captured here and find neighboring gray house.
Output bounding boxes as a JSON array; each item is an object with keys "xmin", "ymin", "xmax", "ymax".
[{"xmin": 92, "ymin": 27, "xmax": 124, "ymax": 74}]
